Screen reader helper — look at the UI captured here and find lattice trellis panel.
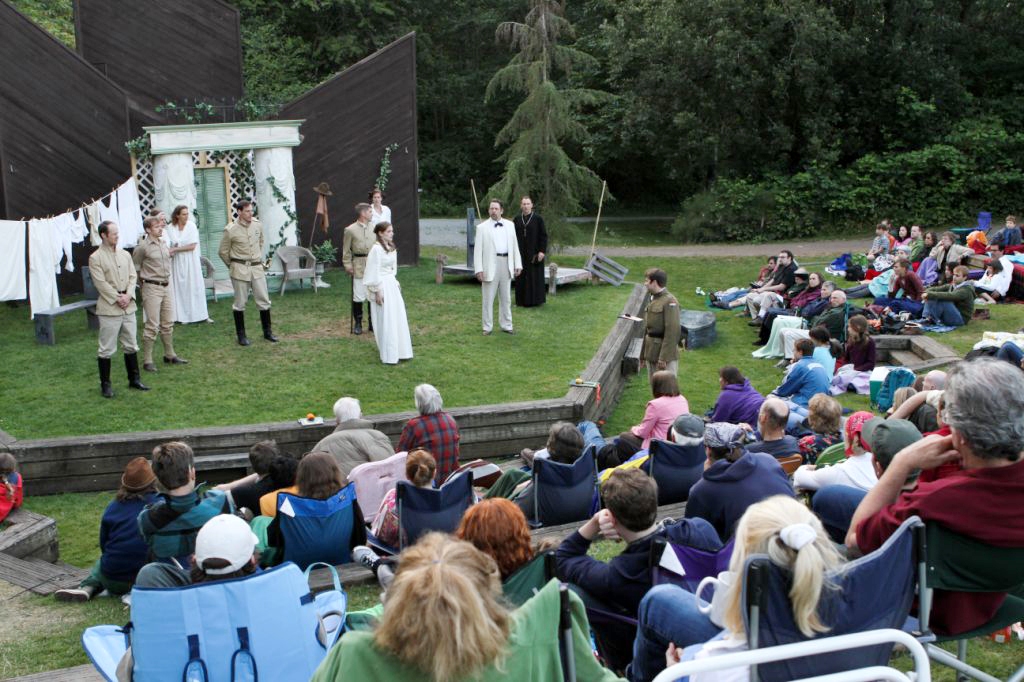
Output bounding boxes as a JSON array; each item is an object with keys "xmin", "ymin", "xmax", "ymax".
[{"xmin": 132, "ymin": 149, "xmax": 255, "ymax": 216}]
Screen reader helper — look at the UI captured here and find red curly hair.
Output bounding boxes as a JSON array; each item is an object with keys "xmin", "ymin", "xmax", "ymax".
[{"xmin": 456, "ymin": 498, "xmax": 534, "ymax": 580}]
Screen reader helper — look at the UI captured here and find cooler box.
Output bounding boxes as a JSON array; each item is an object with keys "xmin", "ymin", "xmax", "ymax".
[{"xmin": 869, "ymin": 367, "xmax": 891, "ymax": 405}]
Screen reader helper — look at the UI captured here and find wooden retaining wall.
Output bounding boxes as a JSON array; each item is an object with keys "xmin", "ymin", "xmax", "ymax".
[{"xmin": 4, "ymin": 285, "xmax": 647, "ymax": 496}]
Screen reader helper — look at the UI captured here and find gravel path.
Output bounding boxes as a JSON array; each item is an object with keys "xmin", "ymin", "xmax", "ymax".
[{"xmin": 419, "ymin": 218, "xmax": 863, "ymax": 260}]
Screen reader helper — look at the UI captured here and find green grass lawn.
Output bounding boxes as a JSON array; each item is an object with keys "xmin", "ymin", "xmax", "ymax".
[{"xmin": 3, "ymin": 250, "xmax": 1023, "ymax": 677}]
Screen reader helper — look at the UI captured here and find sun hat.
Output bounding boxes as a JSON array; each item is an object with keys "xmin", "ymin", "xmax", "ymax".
[{"xmin": 121, "ymin": 457, "xmax": 156, "ymax": 492}]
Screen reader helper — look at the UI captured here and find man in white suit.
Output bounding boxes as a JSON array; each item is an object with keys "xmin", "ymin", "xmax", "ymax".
[{"xmin": 474, "ymin": 198, "xmax": 523, "ymax": 335}]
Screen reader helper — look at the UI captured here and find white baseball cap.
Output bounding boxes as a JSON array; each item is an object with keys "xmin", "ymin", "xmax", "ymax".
[{"xmin": 194, "ymin": 514, "xmax": 259, "ymax": 575}]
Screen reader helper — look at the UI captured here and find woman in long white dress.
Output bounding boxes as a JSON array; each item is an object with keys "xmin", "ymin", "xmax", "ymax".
[
  {"xmin": 363, "ymin": 222, "xmax": 412, "ymax": 365},
  {"xmin": 369, "ymin": 188, "xmax": 391, "ymax": 228},
  {"xmin": 167, "ymin": 205, "xmax": 211, "ymax": 324}
]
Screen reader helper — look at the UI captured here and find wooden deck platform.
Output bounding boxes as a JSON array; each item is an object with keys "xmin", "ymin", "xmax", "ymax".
[
  {"xmin": 441, "ymin": 262, "xmax": 592, "ymax": 287},
  {"xmin": 5, "ymin": 664, "xmax": 104, "ymax": 681}
]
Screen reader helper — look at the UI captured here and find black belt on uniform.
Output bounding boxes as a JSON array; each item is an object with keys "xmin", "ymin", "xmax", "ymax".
[
  {"xmin": 141, "ymin": 278, "xmax": 168, "ymax": 287},
  {"xmin": 496, "ymin": 253, "xmax": 508, "ymax": 257},
  {"xmin": 352, "ymin": 253, "xmax": 368, "ymax": 257},
  {"xmin": 117, "ymin": 290, "xmax": 127, "ymax": 295},
  {"xmin": 647, "ymin": 332, "xmax": 663, "ymax": 338},
  {"xmin": 231, "ymin": 258, "xmax": 263, "ymax": 265}
]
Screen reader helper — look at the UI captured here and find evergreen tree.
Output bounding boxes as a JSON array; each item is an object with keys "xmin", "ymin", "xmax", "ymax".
[{"xmin": 486, "ymin": 0, "xmax": 605, "ymax": 242}]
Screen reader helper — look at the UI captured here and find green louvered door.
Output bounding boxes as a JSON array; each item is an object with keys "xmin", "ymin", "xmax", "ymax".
[{"xmin": 195, "ymin": 167, "xmax": 230, "ymax": 281}]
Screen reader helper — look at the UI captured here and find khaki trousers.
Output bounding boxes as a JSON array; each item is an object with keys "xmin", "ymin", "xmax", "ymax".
[
  {"xmin": 351, "ymin": 277, "xmax": 367, "ymax": 303},
  {"xmin": 231, "ymin": 276, "xmax": 271, "ymax": 312},
  {"xmin": 141, "ymin": 283, "xmax": 175, "ymax": 363},
  {"xmin": 481, "ymin": 261, "xmax": 513, "ymax": 333},
  {"xmin": 98, "ymin": 313, "xmax": 139, "ymax": 358}
]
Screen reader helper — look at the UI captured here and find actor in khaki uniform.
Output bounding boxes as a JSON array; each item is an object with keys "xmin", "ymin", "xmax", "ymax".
[
  {"xmin": 218, "ymin": 200, "xmax": 278, "ymax": 346},
  {"xmin": 639, "ymin": 267, "xmax": 681, "ymax": 386},
  {"xmin": 342, "ymin": 203, "xmax": 376, "ymax": 334},
  {"xmin": 133, "ymin": 217, "xmax": 187, "ymax": 371},
  {"xmin": 88, "ymin": 221, "xmax": 149, "ymax": 398}
]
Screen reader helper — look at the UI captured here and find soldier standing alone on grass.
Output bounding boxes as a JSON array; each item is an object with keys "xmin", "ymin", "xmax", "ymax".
[
  {"xmin": 640, "ymin": 267, "xmax": 681, "ymax": 387},
  {"xmin": 219, "ymin": 200, "xmax": 278, "ymax": 346}
]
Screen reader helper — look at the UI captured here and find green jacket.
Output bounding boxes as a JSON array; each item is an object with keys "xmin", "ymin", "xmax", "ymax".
[
  {"xmin": 810, "ymin": 303, "xmax": 850, "ymax": 343},
  {"xmin": 926, "ymin": 282, "xmax": 974, "ymax": 323},
  {"xmin": 310, "ymin": 579, "xmax": 622, "ymax": 682}
]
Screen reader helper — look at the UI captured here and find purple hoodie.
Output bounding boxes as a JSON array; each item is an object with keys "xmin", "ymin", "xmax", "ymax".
[{"xmin": 710, "ymin": 379, "xmax": 765, "ymax": 426}]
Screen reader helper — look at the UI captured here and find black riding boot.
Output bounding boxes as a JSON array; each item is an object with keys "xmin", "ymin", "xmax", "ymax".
[
  {"xmin": 98, "ymin": 357, "xmax": 114, "ymax": 398},
  {"xmin": 365, "ymin": 302, "xmax": 373, "ymax": 333},
  {"xmin": 125, "ymin": 353, "xmax": 150, "ymax": 391},
  {"xmin": 260, "ymin": 309, "xmax": 279, "ymax": 342},
  {"xmin": 352, "ymin": 301, "xmax": 363, "ymax": 335},
  {"xmin": 233, "ymin": 310, "xmax": 250, "ymax": 346}
]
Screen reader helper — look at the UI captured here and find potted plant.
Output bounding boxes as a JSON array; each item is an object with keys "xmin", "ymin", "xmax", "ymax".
[{"xmin": 311, "ymin": 241, "xmax": 338, "ymax": 275}]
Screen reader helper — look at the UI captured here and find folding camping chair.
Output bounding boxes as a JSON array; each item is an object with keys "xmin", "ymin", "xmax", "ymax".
[
  {"xmin": 275, "ymin": 484, "xmax": 360, "ymax": 570},
  {"xmin": 917, "ymin": 522, "xmax": 1024, "ymax": 682},
  {"xmin": 366, "ymin": 472, "xmax": 475, "ymax": 555},
  {"xmin": 742, "ymin": 515, "xmax": 923, "ymax": 681},
  {"xmin": 347, "ymin": 451, "xmax": 408, "ymax": 523},
  {"xmin": 532, "ymin": 448, "xmax": 597, "ymax": 528},
  {"xmin": 645, "ymin": 438, "xmax": 706, "ymax": 504}
]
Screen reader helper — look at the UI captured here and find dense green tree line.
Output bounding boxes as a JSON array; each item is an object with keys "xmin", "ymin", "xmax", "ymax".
[{"xmin": 14, "ymin": 0, "xmax": 1024, "ymax": 235}]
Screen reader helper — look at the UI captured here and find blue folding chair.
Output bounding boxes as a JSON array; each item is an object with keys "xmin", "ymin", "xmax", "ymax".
[
  {"xmin": 532, "ymin": 448, "xmax": 597, "ymax": 528},
  {"xmin": 644, "ymin": 438, "xmax": 706, "ymax": 505},
  {"xmin": 276, "ymin": 484, "xmax": 359, "ymax": 570},
  {"xmin": 742, "ymin": 515, "xmax": 922, "ymax": 681},
  {"xmin": 398, "ymin": 472, "xmax": 474, "ymax": 550}
]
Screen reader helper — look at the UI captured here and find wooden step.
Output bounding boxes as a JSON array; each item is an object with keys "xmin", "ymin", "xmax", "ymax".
[
  {"xmin": 909, "ymin": 335, "xmax": 959, "ymax": 361},
  {"xmin": 4, "ymin": 664, "xmax": 104, "ymax": 681},
  {"xmin": 0, "ymin": 508, "xmax": 58, "ymax": 561},
  {"xmin": 887, "ymin": 350, "xmax": 923, "ymax": 367},
  {"xmin": 194, "ymin": 452, "xmax": 250, "ymax": 472},
  {"xmin": 0, "ymin": 552, "xmax": 88, "ymax": 595}
]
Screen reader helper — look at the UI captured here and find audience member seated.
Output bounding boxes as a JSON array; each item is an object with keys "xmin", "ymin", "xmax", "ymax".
[
  {"xmin": 486, "ymin": 421, "xmax": 584, "ymax": 524},
  {"xmin": 748, "ymin": 268, "xmax": 814, "ymax": 326},
  {"xmin": 214, "ymin": 440, "xmax": 281, "ymax": 514},
  {"xmin": 745, "ymin": 250, "xmax": 797, "ymax": 320},
  {"xmin": 793, "ymin": 411, "xmax": 879, "ymax": 493},
  {"xmin": 772, "ymin": 340, "xmax": 832, "ymax": 431},
  {"xmin": 55, "ymin": 458, "xmax": 159, "ymax": 602},
  {"xmin": 873, "ymin": 258, "xmax": 925, "ymax": 317},
  {"xmin": 796, "ymin": 394, "xmax": 843, "ymax": 464},
  {"xmin": 893, "ymin": 224, "xmax": 912, "ymax": 248},
  {"xmin": 0, "ymin": 452, "xmax": 23, "ymax": 524},
  {"xmin": 556, "ymin": 469, "xmax": 721, "ymax": 671},
  {"xmin": 752, "ymin": 256, "xmax": 777, "ymax": 288},
  {"xmin": 909, "ymin": 228, "xmax": 931, "ymax": 264},
  {"xmin": 930, "ymin": 231, "xmax": 973, "ymax": 283},
  {"xmin": 807, "ymin": 325, "xmax": 837, "ymax": 376},
  {"xmin": 371, "ymin": 449, "xmax": 436, "ymax": 549},
  {"xmin": 754, "ymin": 280, "xmax": 836, "ymax": 347},
  {"xmin": 988, "ymin": 214, "xmax": 1022, "ymax": 249},
  {"xmin": 886, "ymin": 386, "xmax": 918, "ymax": 416},
  {"xmin": 311, "ymin": 533, "xmax": 621, "ymax": 682},
  {"xmin": 975, "ymin": 242, "xmax": 1013, "ymax": 303},
  {"xmin": 396, "ymin": 384, "xmax": 461, "ymax": 484},
  {"xmin": 258, "ymin": 454, "xmax": 301, "ymax": 517},
  {"xmin": 812, "ymin": 418, "xmax": 921, "ymax": 543},
  {"xmin": 629, "ymin": 496, "xmax": 843, "ymax": 682},
  {"xmin": 685, "ymin": 422, "xmax": 796, "ymax": 540},
  {"xmin": 775, "ymin": 290, "xmax": 849, "ymax": 360},
  {"xmin": 744, "ymin": 398, "xmax": 799, "ymax": 459},
  {"xmin": 921, "ymin": 265, "xmax": 974, "ymax": 327},
  {"xmin": 313, "ymin": 396, "xmax": 394, "ymax": 477},
  {"xmin": 580, "ymin": 371, "xmax": 689, "ymax": 470},
  {"xmin": 135, "ymin": 513, "xmax": 259, "ymax": 589},
  {"xmin": 456, "ymin": 498, "xmax": 551, "ymax": 581},
  {"xmin": 830, "ymin": 315, "xmax": 877, "ymax": 395},
  {"xmin": 890, "ymin": 371, "xmax": 946, "ymax": 434},
  {"xmin": 847, "ymin": 358, "xmax": 1024, "ymax": 636},
  {"xmin": 265, "ymin": 452, "xmax": 366, "ymax": 561},
  {"xmin": 138, "ymin": 441, "xmax": 232, "ymax": 566},
  {"xmin": 709, "ymin": 366, "xmax": 764, "ymax": 426},
  {"xmin": 866, "ymin": 221, "xmax": 892, "ymax": 260}
]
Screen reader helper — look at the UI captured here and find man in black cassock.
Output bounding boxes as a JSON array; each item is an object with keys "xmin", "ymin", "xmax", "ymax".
[{"xmin": 513, "ymin": 195, "xmax": 548, "ymax": 307}]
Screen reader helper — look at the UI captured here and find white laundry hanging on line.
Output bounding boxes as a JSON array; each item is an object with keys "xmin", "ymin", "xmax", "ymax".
[
  {"xmin": 28, "ymin": 217, "xmax": 63, "ymax": 317},
  {"xmin": 0, "ymin": 220, "xmax": 27, "ymax": 301},
  {"xmin": 53, "ymin": 212, "xmax": 79, "ymax": 272},
  {"xmin": 97, "ymin": 192, "xmax": 119, "ymax": 242},
  {"xmin": 71, "ymin": 209, "xmax": 89, "ymax": 242},
  {"xmin": 86, "ymin": 201, "xmax": 102, "ymax": 246},
  {"xmin": 115, "ymin": 178, "xmax": 144, "ymax": 248}
]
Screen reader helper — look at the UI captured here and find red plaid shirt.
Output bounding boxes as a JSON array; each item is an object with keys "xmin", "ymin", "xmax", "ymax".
[{"xmin": 397, "ymin": 412, "xmax": 461, "ymax": 483}]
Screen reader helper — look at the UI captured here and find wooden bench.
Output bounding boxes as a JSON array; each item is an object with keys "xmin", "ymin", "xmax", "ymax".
[
  {"xmin": 194, "ymin": 452, "xmax": 250, "ymax": 473},
  {"xmin": 0, "ymin": 552, "xmax": 88, "ymax": 595},
  {"xmin": 306, "ymin": 500, "xmax": 688, "ymax": 592},
  {"xmin": 0, "ymin": 508, "xmax": 58, "ymax": 561},
  {"xmin": 33, "ymin": 299, "xmax": 99, "ymax": 345}
]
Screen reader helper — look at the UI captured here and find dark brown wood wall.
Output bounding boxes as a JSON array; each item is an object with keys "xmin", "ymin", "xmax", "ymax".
[
  {"xmin": 73, "ymin": 0, "xmax": 243, "ymax": 122},
  {"xmin": 280, "ymin": 33, "xmax": 420, "ymax": 265},
  {"xmin": 0, "ymin": 1, "xmax": 130, "ymax": 222}
]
